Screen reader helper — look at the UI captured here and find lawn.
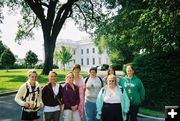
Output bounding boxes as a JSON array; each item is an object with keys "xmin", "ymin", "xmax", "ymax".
[
  {"xmin": 0, "ymin": 69, "xmax": 88, "ymax": 93},
  {"xmin": 139, "ymin": 107, "xmax": 164, "ymax": 118}
]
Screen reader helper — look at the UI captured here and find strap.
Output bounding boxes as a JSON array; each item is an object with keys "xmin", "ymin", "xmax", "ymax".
[
  {"xmin": 47, "ymin": 84, "xmax": 62, "ymax": 105},
  {"xmin": 98, "ymin": 76, "xmax": 103, "ymax": 87},
  {"xmin": 85, "ymin": 76, "xmax": 103, "ymax": 87},
  {"xmin": 23, "ymin": 83, "xmax": 29, "ymax": 101}
]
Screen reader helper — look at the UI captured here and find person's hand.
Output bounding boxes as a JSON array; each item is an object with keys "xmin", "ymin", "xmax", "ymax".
[
  {"xmin": 24, "ymin": 102, "xmax": 30, "ymax": 108},
  {"xmin": 71, "ymin": 105, "xmax": 78, "ymax": 111},
  {"xmin": 123, "ymin": 112, "xmax": 128, "ymax": 115}
]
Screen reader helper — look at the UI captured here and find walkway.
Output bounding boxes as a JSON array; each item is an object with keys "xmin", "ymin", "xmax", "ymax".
[{"xmin": 0, "ymin": 93, "xmax": 164, "ymax": 121}]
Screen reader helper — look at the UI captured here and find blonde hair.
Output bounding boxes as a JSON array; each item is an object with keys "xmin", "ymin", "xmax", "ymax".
[
  {"xmin": 65, "ymin": 72, "xmax": 74, "ymax": 79},
  {"xmin": 27, "ymin": 70, "xmax": 38, "ymax": 77},
  {"xmin": 49, "ymin": 71, "xmax": 58, "ymax": 76},
  {"xmin": 107, "ymin": 74, "xmax": 117, "ymax": 85}
]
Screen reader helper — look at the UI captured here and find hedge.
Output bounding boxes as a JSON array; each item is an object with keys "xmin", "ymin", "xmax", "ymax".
[{"xmin": 132, "ymin": 51, "xmax": 180, "ymax": 111}]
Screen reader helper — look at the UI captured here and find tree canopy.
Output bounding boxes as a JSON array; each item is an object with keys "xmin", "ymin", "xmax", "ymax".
[
  {"xmin": 94, "ymin": 0, "xmax": 180, "ymax": 63},
  {"xmin": 0, "ymin": 40, "xmax": 7, "ymax": 57},
  {"xmin": 55, "ymin": 46, "xmax": 72, "ymax": 71},
  {"xmin": 24, "ymin": 50, "xmax": 38, "ymax": 68},
  {"xmin": 0, "ymin": 48, "xmax": 16, "ymax": 71}
]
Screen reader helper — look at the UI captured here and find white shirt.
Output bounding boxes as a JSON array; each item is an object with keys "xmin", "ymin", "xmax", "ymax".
[
  {"xmin": 104, "ymin": 87, "xmax": 121, "ymax": 104},
  {"xmin": 85, "ymin": 77, "xmax": 102, "ymax": 103}
]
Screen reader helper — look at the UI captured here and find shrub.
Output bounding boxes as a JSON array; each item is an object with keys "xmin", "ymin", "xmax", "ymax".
[
  {"xmin": 110, "ymin": 63, "xmax": 123, "ymax": 70},
  {"xmin": 35, "ymin": 63, "xmax": 44, "ymax": 69},
  {"xmin": 53, "ymin": 64, "xmax": 59, "ymax": 69},
  {"xmin": 132, "ymin": 51, "xmax": 180, "ymax": 111}
]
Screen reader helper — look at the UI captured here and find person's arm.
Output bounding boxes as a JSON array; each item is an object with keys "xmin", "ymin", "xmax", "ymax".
[
  {"xmin": 14, "ymin": 84, "xmax": 27, "ymax": 107},
  {"xmin": 38, "ymin": 85, "xmax": 44, "ymax": 108},
  {"xmin": 57, "ymin": 84, "xmax": 63, "ymax": 104},
  {"xmin": 76, "ymin": 86, "xmax": 80, "ymax": 106},
  {"xmin": 42, "ymin": 86, "xmax": 48, "ymax": 105},
  {"xmin": 96, "ymin": 88, "xmax": 104, "ymax": 120},
  {"xmin": 122, "ymin": 88, "xmax": 130, "ymax": 113},
  {"xmin": 138, "ymin": 79, "xmax": 145, "ymax": 103}
]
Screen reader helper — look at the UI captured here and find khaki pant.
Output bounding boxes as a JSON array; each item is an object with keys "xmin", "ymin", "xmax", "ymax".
[{"xmin": 64, "ymin": 109, "xmax": 81, "ymax": 121}]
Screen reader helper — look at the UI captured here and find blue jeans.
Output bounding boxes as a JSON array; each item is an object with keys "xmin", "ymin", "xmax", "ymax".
[{"xmin": 84, "ymin": 100, "xmax": 98, "ymax": 121}]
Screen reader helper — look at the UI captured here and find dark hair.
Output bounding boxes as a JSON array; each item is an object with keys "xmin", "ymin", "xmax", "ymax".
[
  {"xmin": 89, "ymin": 67, "xmax": 97, "ymax": 73},
  {"xmin": 72, "ymin": 64, "xmax": 81, "ymax": 71},
  {"xmin": 107, "ymin": 66, "xmax": 116, "ymax": 76},
  {"xmin": 126, "ymin": 64, "xmax": 134, "ymax": 71}
]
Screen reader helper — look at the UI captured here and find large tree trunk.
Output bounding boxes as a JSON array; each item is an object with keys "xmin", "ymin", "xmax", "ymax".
[
  {"xmin": 42, "ymin": 43, "xmax": 54, "ymax": 75},
  {"xmin": 25, "ymin": 1, "xmax": 74, "ymax": 75},
  {"xmin": 41, "ymin": 24, "xmax": 57, "ymax": 75}
]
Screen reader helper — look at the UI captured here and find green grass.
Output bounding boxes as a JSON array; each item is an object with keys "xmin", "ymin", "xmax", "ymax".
[
  {"xmin": 0, "ymin": 69, "xmax": 88, "ymax": 93},
  {"xmin": 139, "ymin": 107, "xmax": 164, "ymax": 118}
]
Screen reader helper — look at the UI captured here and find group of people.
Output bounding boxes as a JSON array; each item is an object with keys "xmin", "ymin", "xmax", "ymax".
[{"xmin": 15, "ymin": 64, "xmax": 145, "ymax": 121}]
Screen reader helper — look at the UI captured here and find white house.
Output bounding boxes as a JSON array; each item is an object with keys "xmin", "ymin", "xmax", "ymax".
[{"xmin": 55, "ymin": 37, "xmax": 110, "ymax": 70}]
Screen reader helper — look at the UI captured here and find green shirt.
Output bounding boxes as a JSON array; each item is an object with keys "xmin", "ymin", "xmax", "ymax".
[{"xmin": 120, "ymin": 75, "xmax": 145, "ymax": 105}]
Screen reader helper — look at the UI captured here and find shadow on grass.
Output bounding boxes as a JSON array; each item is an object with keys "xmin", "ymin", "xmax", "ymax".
[{"xmin": 0, "ymin": 88, "xmax": 10, "ymax": 92}]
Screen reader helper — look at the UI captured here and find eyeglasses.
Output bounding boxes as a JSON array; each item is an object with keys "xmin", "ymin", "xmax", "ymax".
[{"xmin": 108, "ymin": 80, "xmax": 115, "ymax": 82}]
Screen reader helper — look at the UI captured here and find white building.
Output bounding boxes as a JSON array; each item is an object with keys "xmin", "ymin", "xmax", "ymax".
[{"xmin": 56, "ymin": 37, "xmax": 110, "ymax": 71}]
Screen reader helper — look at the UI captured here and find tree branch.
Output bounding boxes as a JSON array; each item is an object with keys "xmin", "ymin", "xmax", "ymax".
[
  {"xmin": 27, "ymin": 17, "xmax": 38, "ymax": 33},
  {"xmin": 74, "ymin": 3, "xmax": 88, "ymax": 31},
  {"xmin": 40, "ymin": 1, "xmax": 49, "ymax": 8},
  {"xmin": 25, "ymin": 0, "xmax": 46, "ymax": 22},
  {"xmin": 88, "ymin": 0, "xmax": 94, "ymax": 20}
]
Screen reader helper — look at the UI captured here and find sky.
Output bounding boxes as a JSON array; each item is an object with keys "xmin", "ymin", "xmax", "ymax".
[{"xmin": 0, "ymin": 7, "xmax": 90, "ymax": 60}]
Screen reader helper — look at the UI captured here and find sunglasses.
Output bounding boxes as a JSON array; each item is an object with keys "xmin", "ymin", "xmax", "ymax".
[{"xmin": 108, "ymin": 80, "xmax": 115, "ymax": 82}]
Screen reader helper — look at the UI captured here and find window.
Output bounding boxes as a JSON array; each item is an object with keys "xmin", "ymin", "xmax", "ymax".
[
  {"xmin": 87, "ymin": 58, "xmax": 89, "ymax": 65},
  {"xmin": 99, "ymin": 57, "xmax": 101, "ymax": 65},
  {"xmin": 81, "ymin": 58, "xmax": 83, "ymax": 65},
  {"xmin": 87, "ymin": 48, "xmax": 89, "ymax": 54},
  {"xmin": 81, "ymin": 49, "xmax": 83, "ymax": 54},
  {"xmin": 93, "ymin": 58, "xmax": 95, "ymax": 65},
  {"xmin": 92, "ymin": 48, "xmax": 95, "ymax": 53}
]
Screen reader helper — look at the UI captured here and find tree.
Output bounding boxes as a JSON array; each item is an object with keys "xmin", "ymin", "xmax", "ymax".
[
  {"xmin": 24, "ymin": 50, "xmax": 38, "ymax": 68},
  {"xmin": 3, "ymin": 0, "xmax": 107, "ymax": 75},
  {"xmin": 0, "ymin": 48, "xmax": 16, "ymax": 72},
  {"xmin": 55, "ymin": 46, "xmax": 72, "ymax": 71},
  {"xmin": 0, "ymin": 40, "xmax": 7, "ymax": 57},
  {"xmin": 94, "ymin": 0, "xmax": 180, "ymax": 63}
]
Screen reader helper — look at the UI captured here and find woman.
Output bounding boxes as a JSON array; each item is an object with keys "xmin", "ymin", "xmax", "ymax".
[
  {"xmin": 96, "ymin": 74, "xmax": 129, "ymax": 121},
  {"xmin": 62, "ymin": 72, "xmax": 81, "ymax": 121},
  {"xmin": 42, "ymin": 71, "xmax": 63, "ymax": 121},
  {"xmin": 72, "ymin": 64, "xmax": 84, "ymax": 119},
  {"xmin": 103, "ymin": 66, "xmax": 122, "ymax": 85},
  {"xmin": 15, "ymin": 70, "xmax": 43, "ymax": 121},
  {"xmin": 120, "ymin": 65, "xmax": 145, "ymax": 121}
]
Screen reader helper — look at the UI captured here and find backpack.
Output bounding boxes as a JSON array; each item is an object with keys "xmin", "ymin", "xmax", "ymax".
[
  {"xmin": 85, "ymin": 76, "xmax": 104, "ymax": 87},
  {"xmin": 23, "ymin": 83, "xmax": 40, "ymax": 101}
]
